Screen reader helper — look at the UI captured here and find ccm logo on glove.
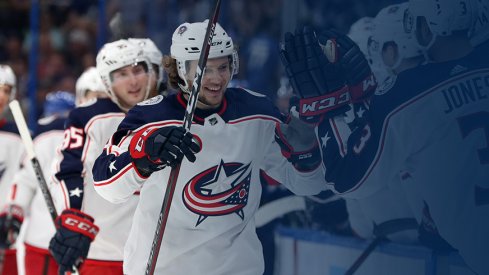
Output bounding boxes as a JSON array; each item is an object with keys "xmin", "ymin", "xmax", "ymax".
[
  {"xmin": 60, "ymin": 214, "xmax": 99, "ymax": 240},
  {"xmin": 299, "ymin": 86, "xmax": 349, "ymax": 116}
]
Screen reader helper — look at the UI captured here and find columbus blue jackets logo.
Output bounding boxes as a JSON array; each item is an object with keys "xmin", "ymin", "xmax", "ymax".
[
  {"xmin": 137, "ymin": 95, "xmax": 163, "ymax": 106},
  {"xmin": 183, "ymin": 160, "xmax": 252, "ymax": 226}
]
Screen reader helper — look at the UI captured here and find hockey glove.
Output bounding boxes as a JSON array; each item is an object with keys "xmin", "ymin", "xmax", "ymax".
[
  {"xmin": 49, "ymin": 209, "xmax": 99, "ymax": 275},
  {"xmin": 0, "ymin": 205, "xmax": 23, "ymax": 248},
  {"xmin": 280, "ymin": 26, "xmax": 349, "ymax": 123},
  {"xmin": 275, "ymin": 108, "xmax": 321, "ymax": 172},
  {"xmin": 130, "ymin": 126, "xmax": 201, "ymax": 176},
  {"xmin": 317, "ymin": 29, "xmax": 377, "ymax": 102}
]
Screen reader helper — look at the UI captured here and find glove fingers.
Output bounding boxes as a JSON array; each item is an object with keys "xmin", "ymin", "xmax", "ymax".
[
  {"xmin": 182, "ymin": 133, "xmax": 201, "ymax": 153},
  {"xmin": 179, "ymin": 146, "xmax": 196, "ymax": 163},
  {"xmin": 302, "ymin": 28, "xmax": 331, "ymax": 94},
  {"xmin": 161, "ymin": 146, "xmax": 183, "ymax": 164},
  {"xmin": 283, "ymin": 32, "xmax": 298, "ymax": 63}
]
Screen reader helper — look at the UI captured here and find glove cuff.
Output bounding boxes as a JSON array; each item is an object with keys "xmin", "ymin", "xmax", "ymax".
[
  {"xmin": 129, "ymin": 128, "xmax": 158, "ymax": 160},
  {"xmin": 56, "ymin": 209, "xmax": 99, "ymax": 241},
  {"xmin": 1, "ymin": 205, "xmax": 24, "ymax": 223},
  {"xmin": 290, "ymin": 144, "xmax": 322, "ymax": 172},
  {"xmin": 297, "ymin": 85, "xmax": 349, "ymax": 118},
  {"xmin": 275, "ymin": 123, "xmax": 322, "ymax": 172},
  {"xmin": 129, "ymin": 128, "xmax": 167, "ymax": 176},
  {"xmin": 349, "ymin": 73, "xmax": 377, "ymax": 102}
]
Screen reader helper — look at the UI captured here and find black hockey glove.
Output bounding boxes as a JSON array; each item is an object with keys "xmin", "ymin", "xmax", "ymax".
[
  {"xmin": 275, "ymin": 108, "xmax": 321, "ymax": 172},
  {"xmin": 0, "ymin": 205, "xmax": 23, "ymax": 248},
  {"xmin": 317, "ymin": 29, "xmax": 377, "ymax": 102},
  {"xmin": 49, "ymin": 209, "xmax": 99, "ymax": 275},
  {"xmin": 280, "ymin": 26, "xmax": 349, "ymax": 123},
  {"xmin": 129, "ymin": 126, "xmax": 201, "ymax": 176},
  {"xmin": 280, "ymin": 26, "xmax": 376, "ymax": 122}
]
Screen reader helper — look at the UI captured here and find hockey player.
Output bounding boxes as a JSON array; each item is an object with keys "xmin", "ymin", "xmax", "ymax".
[
  {"xmin": 5, "ymin": 91, "xmax": 75, "ymax": 275},
  {"xmin": 49, "ymin": 39, "xmax": 158, "ymax": 275},
  {"xmin": 92, "ymin": 20, "xmax": 326, "ymax": 274},
  {"xmin": 280, "ymin": 0, "xmax": 489, "ymax": 273},
  {"xmin": 368, "ymin": 2, "xmax": 425, "ymax": 90},
  {"xmin": 75, "ymin": 67, "xmax": 108, "ymax": 106},
  {"xmin": 0, "ymin": 64, "xmax": 24, "ymax": 275},
  {"xmin": 344, "ymin": 3, "xmax": 425, "ymax": 245}
]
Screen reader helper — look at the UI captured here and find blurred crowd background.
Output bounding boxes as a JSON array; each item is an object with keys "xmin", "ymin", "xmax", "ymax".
[{"xmin": 0, "ymin": 0, "xmax": 399, "ymax": 122}]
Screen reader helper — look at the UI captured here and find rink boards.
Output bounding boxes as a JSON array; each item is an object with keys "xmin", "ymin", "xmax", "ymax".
[{"xmin": 274, "ymin": 227, "xmax": 475, "ymax": 275}]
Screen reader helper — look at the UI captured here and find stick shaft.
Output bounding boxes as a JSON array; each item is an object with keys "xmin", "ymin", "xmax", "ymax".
[
  {"xmin": 144, "ymin": 1, "xmax": 222, "ymax": 274},
  {"xmin": 345, "ymin": 237, "xmax": 384, "ymax": 275},
  {"xmin": 9, "ymin": 100, "xmax": 58, "ymax": 221}
]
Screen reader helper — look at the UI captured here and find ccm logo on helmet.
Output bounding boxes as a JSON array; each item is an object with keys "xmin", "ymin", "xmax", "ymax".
[{"xmin": 299, "ymin": 86, "xmax": 350, "ymax": 116}]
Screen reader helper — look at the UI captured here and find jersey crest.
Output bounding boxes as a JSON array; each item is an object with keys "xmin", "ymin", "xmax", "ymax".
[
  {"xmin": 183, "ymin": 160, "xmax": 252, "ymax": 226},
  {"xmin": 375, "ymin": 75, "xmax": 397, "ymax": 96},
  {"xmin": 137, "ymin": 95, "xmax": 163, "ymax": 106}
]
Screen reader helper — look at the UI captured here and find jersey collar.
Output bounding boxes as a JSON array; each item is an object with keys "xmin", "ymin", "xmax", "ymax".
[{"xmin": 176, "ymin": 92, "xmax": 228, "ymax": 123}]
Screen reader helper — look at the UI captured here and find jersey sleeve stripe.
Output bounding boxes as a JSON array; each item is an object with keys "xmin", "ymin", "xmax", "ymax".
[{"xmin": 93, "ymin": 163, "xmax": 136, "ymax": 186}]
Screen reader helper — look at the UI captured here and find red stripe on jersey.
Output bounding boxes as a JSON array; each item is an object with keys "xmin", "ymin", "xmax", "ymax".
[
  {"xmin": 228, "ymin": 115, "xmax": 281, "ymax": 124},
  {"xmin": 10, "ymin": 184, "xmax": 17, "ymax": 200},
  {"xmin": 94, "ymin": 164, "xmax": 134, "ymax": 186}
]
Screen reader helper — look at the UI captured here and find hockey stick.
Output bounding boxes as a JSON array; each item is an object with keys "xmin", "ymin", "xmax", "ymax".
[
  {"xmin": 144, "ymin": 1, "xmax": 222, "ymax": 274},
  {"xmin": 9, "ymin": 100, "xmax": 58, "ymax": 221},
  {"xmin": 344, "ymin": 236, "xmax": 385, "ymax": 275},
  {"xmin": 344, "ymin": 217, "xmax": 417, "ymax": 275},
  {"xmin": 9, "ymin": 100, "xmax": 78, "ymax": 275}
]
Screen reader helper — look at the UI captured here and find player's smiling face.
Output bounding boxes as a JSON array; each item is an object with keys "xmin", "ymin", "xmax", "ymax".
[
  {"xmin": 188, "ymin": 56, "xmax": 231, "ymax": 109},
  {"xmin": 110, "ymin": 62, "xmax": 151, "ymax": 110}
]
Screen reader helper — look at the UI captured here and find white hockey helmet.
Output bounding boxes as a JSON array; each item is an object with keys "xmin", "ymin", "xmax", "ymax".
[
  {"xmin": 469, "ymin": 0, "xmax": 489, "ymax": 46},
  {"xmin": 96, "ymin": 39, "xmax": 152, "ymax": 109},
  {"xmin": 371, "ymin": 3, "xmax": 423, "ymax": 70},
  {"xmin": 348, "ymin": 17, "xmax": 375, "ymax": 56},
  {"xmin": 170, "ymin": 20, "xmax": 239, "ymax": 94},
  {"xmin": 405, "ymin": 0, "xmax": 477, "ymax": 49},
  {"xmin": 0, "ymin": 64, "xmax": 16, "ymax": 101},
  {"xmin": 128, "ymin": 38, "xmax": 164, "ymax": 89},
  {"xmin": 75, "ymin": 67, "xmax": 106, "ymax": 105},
  {"xmin": 347, "ymin": 17, "xmax": 390, "ymax": 83}
]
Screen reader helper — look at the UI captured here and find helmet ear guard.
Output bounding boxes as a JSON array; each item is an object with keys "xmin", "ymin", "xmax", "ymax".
[{"xmin": 170, "ymin": 20, "xmax": 239, "ymax": 94}]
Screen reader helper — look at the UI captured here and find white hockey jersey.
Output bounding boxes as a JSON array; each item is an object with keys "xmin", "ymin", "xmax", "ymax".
[
  {"xmin": 0, "ymin": 119, "xmax": 24, "ymax": 208},
  {"xmin": 52, "ymin": 98, "xmax": 138, "ymax": 261},
  {"xmin": 92, "ymin": 89, "xmax": 327, "ymax": 275}
]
